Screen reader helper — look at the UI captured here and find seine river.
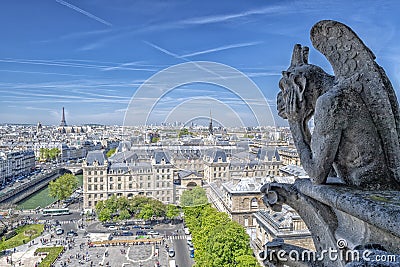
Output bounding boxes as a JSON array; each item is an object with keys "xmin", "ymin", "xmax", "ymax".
[{"xmin": 16, "ymin": 175, "xmax": 83, "ymax": 210}]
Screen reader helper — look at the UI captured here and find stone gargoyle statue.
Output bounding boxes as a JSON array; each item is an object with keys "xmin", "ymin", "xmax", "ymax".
[
  {"xmin": 260, "ymin": 20, "xmax": 400, "ymax": 267},
  {"xmin": 277, "ymin": 20, "xmax": 400, "ymax": 190}
]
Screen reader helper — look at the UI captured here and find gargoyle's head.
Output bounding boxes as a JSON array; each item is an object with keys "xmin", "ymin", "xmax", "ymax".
[{"xmin": 278, "ymin": 44, "xmax": 334, "ymax": 121}]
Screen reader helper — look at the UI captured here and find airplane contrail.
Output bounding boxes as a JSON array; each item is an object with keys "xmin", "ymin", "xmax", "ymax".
[{"xmin": 56, "ymin": 0, "xmax": 112, "ymax": 27}]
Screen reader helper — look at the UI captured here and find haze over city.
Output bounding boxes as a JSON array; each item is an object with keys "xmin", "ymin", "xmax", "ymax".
[{"xmin": 1, "ymin": 0, "xmax": 400, "ymax": 126}]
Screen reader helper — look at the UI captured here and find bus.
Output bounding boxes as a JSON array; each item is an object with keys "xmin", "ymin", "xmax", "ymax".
[{"xmin": 42, "ymin": 208, "xmax": 70, "ymax": 216}]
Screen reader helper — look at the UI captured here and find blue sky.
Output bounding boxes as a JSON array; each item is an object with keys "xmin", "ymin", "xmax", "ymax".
[{"xmin": 1, "ymin": 0, "xmax": 400, "ymax": 126}]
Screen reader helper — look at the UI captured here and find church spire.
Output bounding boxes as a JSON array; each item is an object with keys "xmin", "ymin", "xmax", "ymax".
[
  {"xmin": 60, "ymin": 107, "xmax": 67, "ymax": 127},
  {"xmin": 208, "ymin": 109, "xmax": 213, "ymax": 135}
]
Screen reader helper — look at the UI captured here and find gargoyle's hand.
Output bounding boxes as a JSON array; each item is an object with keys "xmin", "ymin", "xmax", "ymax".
[
  {"xmin": 277, "ymin": 91, "xmax": 287, "ymax": 119},
  {"xmin": 285, "ymin": 87, "xmax": 306, "ymax": 122}
]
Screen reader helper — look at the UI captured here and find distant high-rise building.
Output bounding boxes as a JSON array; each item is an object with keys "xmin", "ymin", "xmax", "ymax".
[
  {"xmin": 36, "ymin": 121, "xmax": 42, "ymax": 133},
  {"xmin": 208, "ymin": 110, "xmax": 213, "ymax": 135},
  {"xmin": 60, "ymin": 107, "xmax": 67, "ymax": 127}
]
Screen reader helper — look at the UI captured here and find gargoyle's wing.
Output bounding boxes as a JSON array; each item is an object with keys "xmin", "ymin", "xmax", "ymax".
[{"xmin": 310, "ymin": 20, "xmax": 400, "ymax": 183}]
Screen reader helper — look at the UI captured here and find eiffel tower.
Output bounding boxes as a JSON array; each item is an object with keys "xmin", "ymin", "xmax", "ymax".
[{"xmin": 60, "ymin": 107, "xmax": 67, "ymax": 127}]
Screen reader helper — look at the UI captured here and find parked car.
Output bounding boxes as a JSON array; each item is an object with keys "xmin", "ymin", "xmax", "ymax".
[
  {"xmin": 148, "ymin": 231, "xmax": 159, "ymax": 235},
  {"xmin": 136, "ymin": 230, "xmax": 147, "ymax": 236},
  {"xmin": 120, "ymin": 231, "xmax": 134, "ymax": 236},
  {"xmin": 168, "ymin": 248, "xmax": 175, "ymax": 258},
  {"xmin": 67, "ymin": 230, "xmax": 78, "ymax": 237},
  {"xmin": 56, "ymin": 227, "xmax": 64, "ymax": 235},
  {"xmin": 119, "ymin": 226, "xmax": 130, "ymax": 230},
  {"xmin": 108, "ymin": 226, "xmax": 117, "ymax": 231}
]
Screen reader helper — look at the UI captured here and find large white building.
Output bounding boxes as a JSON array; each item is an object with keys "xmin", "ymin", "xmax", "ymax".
[
  {"xmin": 0, "ymin": 150, "xmax": 35, "ymax": 185},
  {"xmin": 82, "ymin": 142, "xmax": 284, "ymax": 209},
  {"xmin": 83, "ymin": 150, "xmax": 175, "ymax": 209}
]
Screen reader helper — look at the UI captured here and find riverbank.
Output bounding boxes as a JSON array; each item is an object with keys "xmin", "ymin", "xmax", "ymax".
[{"xmin": 16, "ymin": 175, "xmax": 83, "ymax": 210}]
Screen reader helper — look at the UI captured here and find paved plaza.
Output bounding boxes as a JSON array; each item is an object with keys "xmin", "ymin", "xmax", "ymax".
[{"xmin": 0, "ymin": 217, "xmax": 189, "ymax": 267}]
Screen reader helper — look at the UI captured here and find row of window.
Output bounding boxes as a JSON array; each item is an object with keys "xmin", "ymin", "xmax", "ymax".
[
  {"xmin": 87, "ymin": 181, "xmax": 172, "ymax": 191},
  {"xmin": 87, "ymin": 174, "xmax": 172, "ymax": 184}
]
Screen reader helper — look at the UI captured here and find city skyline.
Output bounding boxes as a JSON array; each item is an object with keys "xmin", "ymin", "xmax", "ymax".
[{"xmin": 1, "ymin": 0, "xmax": 400, "ymax": 126}]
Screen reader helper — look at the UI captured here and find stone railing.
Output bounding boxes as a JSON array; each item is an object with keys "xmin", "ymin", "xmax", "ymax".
[{"xmin": 260, "ymin": 179, "xmax": 400, "ymax": 267}]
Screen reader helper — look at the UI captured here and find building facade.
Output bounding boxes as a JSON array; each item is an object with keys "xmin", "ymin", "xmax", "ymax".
[{"xmin": 0, "ymin": 150, "xmax": 35, "ymax": 185}]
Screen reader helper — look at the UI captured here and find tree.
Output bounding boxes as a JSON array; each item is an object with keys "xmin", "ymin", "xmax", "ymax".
[
  {"xmin": 49, "ymin": 148, "xmax": 60, "ymax": 160},
  {"xmin": 184, "ymin": 205, "xmax": 260, "ymax": 267},
  {"xmin": 137, "ymin": 204, "xmax": 155, "ymax": 220},
  {"xmin": 39, "ymin": 148, "xmax": 60, "ymax": 162},
  {"xmin": 180, "ymin": 186, "xmax": 208, "ymax": 207},
  {"xmin": 48, "ymin": 173, "xmax": 78, "ymax": 203},
  {"xmin": 98, "ymin": 208, "xmax": 112, "ymax": 222},
  {"xmin": 106, "ymin": 148, "xmax": 116, "ymax": 158},
  {"xmin": 178, "ymin": 128, "xmax": 190, "ymax": 138},
  {"xmin": 118, "ymin": 209, "xmax": 131, "ymax": 221},
  {"xmin": 165, "ymin": 204, "xmax": 180, "ymax": 219}
]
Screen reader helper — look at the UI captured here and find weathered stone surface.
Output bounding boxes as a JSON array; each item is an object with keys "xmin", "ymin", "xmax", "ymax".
[
  {"xmin": 261, "ymin": 20, "xmax": 400, "ymax": 267},
  {"xmin": 278, "ymin": 20, "xmax": 400, "ymax": 190}
]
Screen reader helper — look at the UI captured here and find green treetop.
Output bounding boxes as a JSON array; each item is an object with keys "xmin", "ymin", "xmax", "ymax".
[
  {"xmin": 48, "ymin": 173, "xmax": 78, "ymax": 203},
  {"xmin": 180, "ymin": 186, "xmax": 208, "ymax": 207}
]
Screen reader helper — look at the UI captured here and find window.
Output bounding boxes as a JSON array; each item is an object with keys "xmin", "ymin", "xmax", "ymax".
[
  {"xmin": 129, "ymin": 176, "xmax": 132, "ymax": 181},
  {"xmin": 110, "ymin": 184, "xmax": 113, "ymax": 190},
  {"xmin": 88, "ymin": 201, "xmax": 92, "ymax": 206},
  {"xmin": 129, "ymin": 183, "xmax": 132, "ymax": 189},
  {"xmin": 109, "ymin": 177, "xmax": 113, "ymax": 182},
  {"xmin": 118, "ymin": 184, "xmax": 121, "ymax": 189},
  {"xmin": 118, "ymin": 177, "xmax": 121, "ymax": 182},
  {"xmin": 100, "ymin": 177, "xmax": 103, "ymax": 183},
  {"xmin": 251, "ymin": 198, "xmax": 258, "ymax": 208},
  {"xmin": 94, "ymin": 185, "xmax": 98, "ymax": 190},
  {"xmin": 88, "ymin": 185, "xmax": 92, "ymax": 191},
  {"xmin": 147, "ymin": 182, "xmax": 151, "ymax": 187},
  {"xmin": 100, "ymin": 185, "xmax": 103, "ymax": 190},
  {"xmin": 88, "ymin": 177, "xmax": 92, "ymax": 183},
  {"xmin": 94, "ymin": 177, "xmax": 98, "ymax": 183}
]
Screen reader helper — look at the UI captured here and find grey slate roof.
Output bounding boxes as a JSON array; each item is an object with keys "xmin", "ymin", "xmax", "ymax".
[
  {"xmin": 86, "ymin": 150, "xmax": 106, "ymax": 165},
  {"xmin": 153, "ymin": 150, "xmax": 171, "ymax": 164},
  {"xmin": 257, "ymin": 147, "xmax": 281, "ymax": 161}
]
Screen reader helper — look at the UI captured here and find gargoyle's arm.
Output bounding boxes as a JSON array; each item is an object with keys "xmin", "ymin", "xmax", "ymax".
[{"xmin": 289, "ymin": 93, "xmax": 343, "ymax": 183}]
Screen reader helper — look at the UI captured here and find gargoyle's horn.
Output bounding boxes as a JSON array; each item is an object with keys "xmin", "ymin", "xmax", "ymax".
[
  {"xmin": 290, "ymin": 44, "xmax": 303, "ymax": 67},
  {"xmin": 302, "ymin": 46, "xmax": 309, "ymax": 64}
]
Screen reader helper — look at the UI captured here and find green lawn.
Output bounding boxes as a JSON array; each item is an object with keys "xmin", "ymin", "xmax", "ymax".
[
  {"xmin": 35, "ymin": 246, "xmax": 64, "ymax": 267},
  {"xmin": 0, "ymin": 224, "xmax": 44, "ymax": 251}
]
